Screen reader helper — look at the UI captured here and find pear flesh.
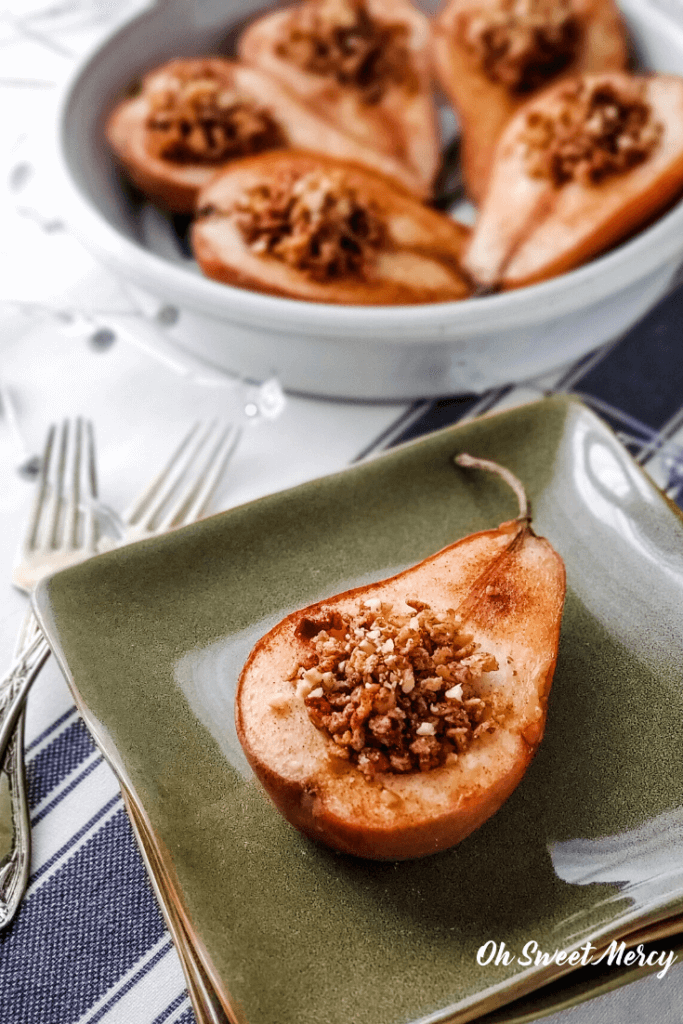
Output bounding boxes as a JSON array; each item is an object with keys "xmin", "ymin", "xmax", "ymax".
[
  {"xmin": 463, "ymin": 73, "xmax": 683, "ymax": 290},
  {"xmin": 238, "ymin": 0, "xmax": 440, "ymax": 197},
  {"xmin": 236, "ymin": 458, "xmax": 566, "ymax": 860},
  {"xmin": 432, "ymin": 0, "xmax": 628, "ymax": 204},
  {"xmin": 106, "ymin": 58, "xmax": 430, "ymax": 213},
  {"xmin": 192, "ymin": 150, "xmax": 472, "ymax": 304}
]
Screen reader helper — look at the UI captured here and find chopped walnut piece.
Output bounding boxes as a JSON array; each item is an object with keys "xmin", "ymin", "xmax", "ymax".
[
  {"xmin": 460, "ymin": 0, "xmax": 580, "ymax": 93},
  {"xmin": 145, "ymin": 64, "xmax": 286, "ymax": 163},
  {"xmin": 523, "ymin": 79, "xmax": 663, "ymax": 186},
  {"xmin": 276, "ymin": 0, "xmax": 418, "ymax": 103},
  {"xmin": 232, "ymin": 170, "xmax": 387, "ymax": 280},
  {"xmin": 291, "ymin": 600, "xmax": 499, "ymax": 777}
]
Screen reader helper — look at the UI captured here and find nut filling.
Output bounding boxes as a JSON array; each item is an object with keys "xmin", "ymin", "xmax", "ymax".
[
  {"xmin": 277, "ymin": 0, "xmax": 418, "ymax": 103},
  {"xmin": 523, "ymin": 80, "xmax": 663, "ymax": 185},
  {"xmin": 232, "ymin": 170, "xmax": 386, "ymax": 280},
  {"xmin": 460, "ymin": 0, "xmax": 580, "ymax": 93},
  {"xmin": 146, "ymin": 68, "xmax": 286, "ymax": 163},
  {"xmin": 291, "ymin": 599, "xmax": 499, "ymax": 777}
]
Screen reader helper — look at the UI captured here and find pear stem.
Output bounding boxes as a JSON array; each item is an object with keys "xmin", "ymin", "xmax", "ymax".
[{"xmin": 454, "ymin": 453, "xmax": 530, "ymax": 522}]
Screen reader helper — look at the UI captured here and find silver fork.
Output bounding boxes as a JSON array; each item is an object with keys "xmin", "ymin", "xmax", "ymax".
[
  {"xmin": 0, "ymin": 418, "xmax": 241, "ymax": 929},
  {"xmin": 0, "ymin": 418, "xmax": 99, "ymax": 928},
  {"xmin": 1, "ymin": 420, "xmax": 100, "ymax": 756}
]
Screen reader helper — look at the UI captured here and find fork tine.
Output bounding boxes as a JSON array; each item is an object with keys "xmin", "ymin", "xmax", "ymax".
[
  {"xmin": 61, "ymin": 418, "xmax": 98, "ymax": 552},
  {"xmin": 25, "ymin": 423, "xmax": 56, "ymax": 552},
  {"xmin": 63, "ymin": 418, "xmax": 82, "ymax": 550},
  {"xmin": 82, "ymin": 420, "xmax": 98, "ymax": 553},
  {"xmin": 123, "ymin": 421, "xmax": 202, "ymax": 527},
  {"xmin": 133, "ymin": 421, "xmax": 227, "ymax": 533},
  {"xmin": 23, "ymin": 419, "xmax": 99, "ymax": 556},
  {"xmin": 178, "ymin": 423, "xmax": 242, "ymax": 527},
  {"xmin": 152, "ymin": 421, "xmax": 228, "ymax": 532},
  {"xmin": 48, "ymin": 421, "xmax": 69, "ymax": 549}
]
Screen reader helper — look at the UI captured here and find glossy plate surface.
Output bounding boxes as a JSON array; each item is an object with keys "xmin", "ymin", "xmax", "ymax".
[{"xmin": 34, "ymin": 396, "xmax": 683, "ymax": 1024}]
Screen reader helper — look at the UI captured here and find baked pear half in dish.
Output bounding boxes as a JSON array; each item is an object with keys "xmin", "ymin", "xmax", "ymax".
[
  {"xmin": 238, "ymin": 0, "xmax": 440, "ymax": 198},
  {"xmin": 236, "ymin": 455, "xmax": 566, "ymax": 861},
  {"xmin": 432, "ymin": 0, "xmax": 628, "ymax": 204},
  {"xmin": 463, "ymin": 72, "xmax": 683, "ymax": 291},
  {"xmin": 192, "ymin": 151, "xmax": 472, "ymax": 304},
  {"xmin": 106, "ymin": 57, "xmax": 429, "ymax": 212}
]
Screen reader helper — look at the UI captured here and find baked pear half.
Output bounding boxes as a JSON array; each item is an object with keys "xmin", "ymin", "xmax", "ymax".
[
  {"xmin": 236, "ymin": 455, "xmax": 566, "ymax": 860},
  {"xmin": 463, "ymin": 72, "xmax": 683, "ymax": 290},
  {"xmin": 432, "ymin": 0, "xmax": 628, "ymax": 204},
  {"xmin": 106, "ymin": 57, "xmax": 429, "ymax": 213},
  {"xmin": 238, "ymin": 0, "xmax": 440, "ymax": 198},
  {"xmin": 192, "ymin": 151, "xmax": 472, "ymax": 304}
]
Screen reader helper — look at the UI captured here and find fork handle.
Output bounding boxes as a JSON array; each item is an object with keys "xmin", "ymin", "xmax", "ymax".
[
  {"xmin": 0, "ymin": 633, "xmax": 50, "ymax": 765},
  {"xmin": 0, "ymin": 630, "xmax": 50, "ymax": 930},
  {"xmin": 0, "ymin": 711, "xmax": 31, "ymax": 929}
]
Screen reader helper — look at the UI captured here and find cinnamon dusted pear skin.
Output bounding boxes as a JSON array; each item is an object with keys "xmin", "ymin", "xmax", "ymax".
[
  {"xmin": 239, "ymin": 0, "xmax": 440, "ymax": 198},
  {"xmin": 106, "ymin": 57, "xmax": 430, "ymax": 213},
  {"xmin": 236, "ymin": 455, "xmax": 566, "ymax": 860},
  {"xmin": 432, "ymin": 0, "xmax": 628, "ymax": 204},
  {"xmin": 192, "ymin": 151, "xmax": 472, "ymax": 304},
  {"xmin": 463, "ymin": 72, "xmax": 683, "ymax": 290}
]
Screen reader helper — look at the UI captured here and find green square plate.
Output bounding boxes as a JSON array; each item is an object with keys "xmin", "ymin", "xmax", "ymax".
[{"xmin": 34, "ymin": 395, "xmax": 683, "ymax": 1024}]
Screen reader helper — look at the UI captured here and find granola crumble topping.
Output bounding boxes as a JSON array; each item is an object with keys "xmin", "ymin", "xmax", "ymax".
[
  {"xmin": 460, "ymin": 0, "xmax": 580, "ymax": 94},
  {"xmin": 145, "ymin": 65, "xmax": 285, "ymax": 163},
  {"xmin": 232, "ymin": 170, "xmax": 386, "ymax": 280},
  {"xmin": 523, "ymin": 79, "xmax": 663, "ymax": 185},
  {"xmin": 276, "ymin": 0, "xmax": 418, "ymax": 103},
  {"xmin": 291, "ymin": 599, "xmax": 499, "ymax": 777}
]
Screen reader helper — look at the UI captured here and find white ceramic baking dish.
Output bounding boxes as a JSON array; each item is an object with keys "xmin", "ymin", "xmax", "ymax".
[{"xmin": 56, "ymin": 0, "xmax": 683, "ymax": 399}]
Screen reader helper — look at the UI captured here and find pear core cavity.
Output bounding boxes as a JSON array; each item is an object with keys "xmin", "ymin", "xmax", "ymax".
[
  {"xmin": 145, "ymin": 63, "xmax": 285, "ymax": 164},
  {"xmin": 522, "ymin": 78, "xmax": 662, "ymax": 185},
  {"xmin": 232, "ymin": 169, "xmax": 386, "ymax": 280},
  {"xmin": 461, "ymin": 0, "xmax": 580, "ymax": 94},
  {"xmin": 276, "ymin": 0, "xmax": 417, "ymax": 102},
  {"xmin": 292, "ymin": 598, "xmax": 498, "ymax": 777}
]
